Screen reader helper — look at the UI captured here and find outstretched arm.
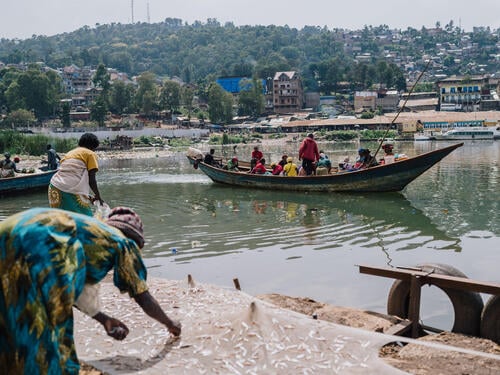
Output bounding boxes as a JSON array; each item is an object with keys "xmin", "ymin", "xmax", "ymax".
[
  {"xmin": 88, "ymin": 168, "xmax": 103, "ymax": 204},
  {"xmin": 134, "ymin": 290, "xmax": 181, "ymax": 336}
]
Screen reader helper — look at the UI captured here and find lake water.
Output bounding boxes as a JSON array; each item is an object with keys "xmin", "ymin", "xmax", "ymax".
[{"xmin": 1, "ymin": 140, "xmax": 498, "ymax": 331}]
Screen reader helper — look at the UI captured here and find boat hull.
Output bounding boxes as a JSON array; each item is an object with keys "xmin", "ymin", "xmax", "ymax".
[
  {"xmin": 189, "ymin": 143, "xmax": 463, "ymax": 192},
  {"xmin": 0, "ymin": 170, "xmax": 57, "ymax": 195}
]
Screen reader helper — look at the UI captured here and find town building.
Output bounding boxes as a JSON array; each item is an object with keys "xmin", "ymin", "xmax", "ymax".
[
  {"xmin": 272, "ymin": 71, "xmax": 304, "ymax": 114},
  {"xmin": 436, "ymin": 75, "xmax": 488, "ymax": 112}
]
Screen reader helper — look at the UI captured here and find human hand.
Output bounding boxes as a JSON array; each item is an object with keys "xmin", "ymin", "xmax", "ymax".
[
  {"xmin": 167, "ymin": 319, "xmax": 182, "ymax": 337},
  {"xmin": 104, "ymin": 317, "xmax": 129, "ymax": 340}
]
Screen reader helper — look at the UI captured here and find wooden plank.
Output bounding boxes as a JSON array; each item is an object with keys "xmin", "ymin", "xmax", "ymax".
[
  {"xmin": 358, "ymin": 265, "xmax": 500, "ymax": 295},
  {"xmin": 384, "ymin": 320, "xmax": 412, "ymax": 336},
  {"xmin": 408, "ymin": 275, "xmax": 422, "ymax": 338}
]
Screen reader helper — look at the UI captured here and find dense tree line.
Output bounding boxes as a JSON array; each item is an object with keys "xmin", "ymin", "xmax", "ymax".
[
  {"xmin": 0, "ymin": 19, "xmax": 421, "ymax": 92},
  {"xmin": 0, "ymin": 20, "xmax": 497, "ymax": 125}
]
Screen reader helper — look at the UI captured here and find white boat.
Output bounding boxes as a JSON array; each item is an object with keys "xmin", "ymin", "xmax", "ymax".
[
  {"xmin": 414, "ymin": 132, "xmax": 436, "ymax": 141},
  {"xmin": 433, "ymin": 126, "xmax": 500, "ymax": 141}
]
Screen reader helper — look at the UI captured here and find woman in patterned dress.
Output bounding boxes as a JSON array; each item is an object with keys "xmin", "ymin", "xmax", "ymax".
[
  {"xmin": 0, "ymin": 207, "xmax": 181, "ymax": 375},
  {"xmin": 48, "ymin": 133, "xmax": 103, "ymax": 216}
]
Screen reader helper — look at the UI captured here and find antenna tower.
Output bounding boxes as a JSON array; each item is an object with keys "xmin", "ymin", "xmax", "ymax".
[
  {"xmin": 131, "ymin": 0, "xmax": 134, "ymax": 23},
  {"xmin": 147, "ymin": 2, "xmax": 150, "ymax": 23}
]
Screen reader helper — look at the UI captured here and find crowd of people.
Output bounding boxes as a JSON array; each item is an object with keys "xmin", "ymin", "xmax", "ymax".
[{"xmin": 202, "ymin": 133, "xmax": 400, "ymax": 176}]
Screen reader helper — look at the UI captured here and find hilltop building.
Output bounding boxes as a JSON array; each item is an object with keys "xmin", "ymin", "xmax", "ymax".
[{"xmin": 272, "ymin": 71, "xmax": 304, "ymax": 114}]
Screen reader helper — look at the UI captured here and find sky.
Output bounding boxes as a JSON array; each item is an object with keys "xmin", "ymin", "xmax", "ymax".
[{"xmin": 1, "ymin": 0, "xmax": 499, "ymax": 40}]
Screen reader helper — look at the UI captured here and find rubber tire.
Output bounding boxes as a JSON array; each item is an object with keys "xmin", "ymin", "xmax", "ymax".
[
  {"xmin": 480, "ymin": 295, "xmax": 500, "ymax": 344},
  {"xmin": 387, "ymin": 263, "xmax": 484, "ymax": 336}
]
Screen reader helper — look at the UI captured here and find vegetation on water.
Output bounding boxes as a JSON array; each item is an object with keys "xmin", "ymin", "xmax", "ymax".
[{"xmin": 0, "ymin": 131, "xmax": 77, "ymax": 156}]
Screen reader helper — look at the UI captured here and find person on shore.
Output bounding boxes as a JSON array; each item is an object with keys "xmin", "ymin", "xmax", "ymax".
[
  {"xmin": 0, "ymin": 206, "xmax": 181, "ymax": 375},
  {"xmin": 46, "ymin": 144, "xmax": 61, "ymax": 170},
  {"xmin": 0, "ymin": 152, "xmax": 21, "ymax": 178},
  {"xmin": 270, "ymin": 161, "xmax": 283, "ymax": 175},
  {"xmin": 283, "ymin": 156, "xmax": 298, "ymax": 176},
  {"xmin": 316, "ymin": 152, "xmax": 332, "ymax": 175},
  {"xmin": 250, "ymin": 146, "xmax": 263, "ymax": 170},
  {"xmin": 299, "ymin": 133, "xmax": 320, "ymax": 176},
  {"xmin": 251, "ymin": 157, "xmax": 267, "ymax": 174},
  {"xmin": 48, "ymin": 133, "xmax": 103, "ymax": 216}
]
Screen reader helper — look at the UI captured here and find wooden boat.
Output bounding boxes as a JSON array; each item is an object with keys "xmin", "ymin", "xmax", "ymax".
[
  {"xmin": 187, "ymin": 143, "xmax": 463, "ymax": 193},
  {"xmin": 0, "ymin": 169, "xmax": 57, "ymax": 195}
]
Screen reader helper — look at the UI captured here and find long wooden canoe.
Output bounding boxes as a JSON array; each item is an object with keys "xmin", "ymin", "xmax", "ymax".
[
  {"xmin": 188, "ymin": 143, "xmax": 463, "ymax": 192},
  {"xmin": 0, "ymin": 169, "xmax": 57, "ymax": 195}
]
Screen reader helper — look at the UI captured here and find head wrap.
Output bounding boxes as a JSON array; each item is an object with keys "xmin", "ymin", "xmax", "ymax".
[{"xmin": 106, "ymin": 207, "xmax": 145, "ymax": 248}]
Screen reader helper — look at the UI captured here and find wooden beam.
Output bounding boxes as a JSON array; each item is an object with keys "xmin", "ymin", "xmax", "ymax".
[
  {"xmin": 384, "ymin": 320, "xmax": 412, "ymax": 336},
  {"xmin": 358, "ymin": 265, "xmax": 500, "ymax": 295}
]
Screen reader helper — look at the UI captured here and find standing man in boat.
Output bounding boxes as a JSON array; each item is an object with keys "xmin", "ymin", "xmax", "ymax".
[
  {"xmin": 298, "ymin": 133, "xmax": 320, "ymax": 175},
  {"xmin": 46, "ymin": 144, "xmax": 61, "ymax": 170},
  {"xmin": 250, "ymin": 145, "xmax": 263, "ymax": 170}
]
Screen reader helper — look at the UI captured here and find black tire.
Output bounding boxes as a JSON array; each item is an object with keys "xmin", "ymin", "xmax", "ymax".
[
  {"xmin": 480, "ymin": 295, "xmax": 500, "ymax": 344},
  {"xmin": 387, "ymin": 263, "xmax": 484, "ymax": 336}
]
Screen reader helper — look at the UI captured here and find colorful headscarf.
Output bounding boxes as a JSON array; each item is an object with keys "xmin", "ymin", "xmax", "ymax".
[{"xmin": 106, "ymin": 207, "xmax": 145, "ymax": 248}]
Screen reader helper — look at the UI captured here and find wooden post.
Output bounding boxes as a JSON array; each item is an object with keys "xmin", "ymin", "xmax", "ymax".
[
  {"xmin": 408, "ymin": 274, "xmax": 422, "ymax": 338},
  {"xmin": 233, "ymin": 278, "xmax": 241, "ymax": 291}
]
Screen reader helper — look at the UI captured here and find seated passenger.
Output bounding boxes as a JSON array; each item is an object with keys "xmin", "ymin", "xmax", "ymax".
[
  {"xmin": 339, "ymin": 157, "xmax": 352, "ymax": 170},
  {"xmin": 0, "ymin": 152, "xmax": 21, "ymax": 178},
  {"xmin": 316, "ymin": 153, "xmax": 332, "ymax": 175},
  {"xmin": 380, "ymin": 144, "xmax": 395, "ymax": 165},
  {"xmin": 270, "ymin": 162, "xmax": 283, "ymax": 175},
  {"xmin": 283, "ymin": 157, "xmax": 298, "ymax": 177},
  {"xmin": 250, "ymin": 146, "xmax": 263, "ymax": 170},
  {"xmin": 278, "ymin": 154, "xmax": 288, "ymax": 168},
  {"xmin": 251, "ymin": 158, "xmax": 267, "ymax": 174},
  {"xmin": 204, "ymin": 148, "xmax": 222, "ymax": 167},
  {"xmin": 204, "ymin": 148, "xmax": 216, "ymax": 165},
  {"xmin": 226, "ymin": 157, "xmax": 239, "ymax": 171}
]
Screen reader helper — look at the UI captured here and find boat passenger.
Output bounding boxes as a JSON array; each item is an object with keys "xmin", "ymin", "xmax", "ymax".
[
  {"xmin": 316, "ymin": 152, "xmax": 332, "ymax": 175},
  {"xmin": 250, "ymin": 146, "xmax": 263, "ymax": 170},
  {"xmin": 283, "ymin": 156, "xmax": 298, "ymax": 177},
  {"xmin": 299, "ymin": 133, "xmax": 320, "ymax": 175},
  {"xmin": 0, "ymin": 207, "xmax": 181, "ymax": 375},
  {"xmin": 270, "ymin": 162, "xmax": 283, "ymax": 175},
  {"xmin": 48, "ymin": 133, "xmax": 103, "ymax": 216},
  {"xmin": 379, "ymin": 144, "xmax": 395, "ymax": 165},
  {"xmin": 204, "ymin": 148, "xmax": 216, "ymax": 165},
  {"xmin": 0, "ymin": 152, "xmax": 21, "ymax": 178},
  {"xmin": 278, "ymin": 154, "xmax": 288, "ymax": 168},
  {"xmin": 226, "ymin": 157, "xmax": 239, "ymax": 171},
  {"xmin": 47, "ymin": 144, "xmax": 61, "ymax": 170},
  {"xmin": 339, "ymin": 157, "xmax": 352, "ymax": 170},
  {"xmin": 251, "ymin": 157, "xmax": 267, "ymax": 174}
]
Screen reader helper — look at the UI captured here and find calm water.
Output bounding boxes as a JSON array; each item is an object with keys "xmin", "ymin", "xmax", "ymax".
[{"xmin": 1, "ymin": 140, "xmax": 498, "ymax": 330}]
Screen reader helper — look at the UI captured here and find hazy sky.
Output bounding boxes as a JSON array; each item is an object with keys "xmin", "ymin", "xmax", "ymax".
[{"xmin": 2, "ymin": 0, "xmax": 499, "ymax": 40}]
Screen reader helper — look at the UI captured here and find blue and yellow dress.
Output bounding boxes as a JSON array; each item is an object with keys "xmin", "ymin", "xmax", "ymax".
[{"xmin": 0, "ymin": 208, "xmax": 148, "ymax": 375}]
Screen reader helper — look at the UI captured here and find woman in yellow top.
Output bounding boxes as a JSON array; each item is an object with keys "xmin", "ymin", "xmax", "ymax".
[
  {"xmin": 283, "ymin": 156, "xmax": 299, "ymax": 176},
  {"xmin": 49, "ymin": 133, "xmax": 103, "ymax": 216}
]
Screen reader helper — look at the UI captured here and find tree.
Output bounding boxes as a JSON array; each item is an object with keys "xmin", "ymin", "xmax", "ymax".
[
  {"xmin": 159, "ymin": 80, "xmax": 181, "ymax": 114},
  {"xmin": 3, "ymin": 109, "xmax": 36, "ymax": 129},
  {"xmin": 61, "ymin": 101, "xmax": 71, "ymax": 128},
  {"xmin": 90, "ymin": 94, "xmax": 107, "ymax": 127},
  {"xmin": 208, "ymin": 83, "xmax": 233, "ymax": 124},
  {"xmin": 110, "ymin": 80, "xmax": 135, "ymax": 114},
  {"xmin": 237, "ymin": 77, "xmax": 265, "ymax": 117},
  {"xmin": 135, "ymin": 72, "xmax": 158, "ymax": 115},
  {"xmin": 181, "ymin": 85, "xmax": 195, "ymax": 119},
  {"xmin": 4, "ymin": 68, "xmax": 61, "ymax": 118}
]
